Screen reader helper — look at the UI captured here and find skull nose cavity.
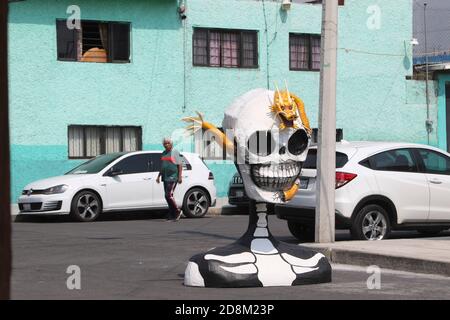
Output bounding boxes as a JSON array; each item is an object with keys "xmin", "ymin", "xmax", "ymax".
[{"xmin": 279, "ymin": 146, "xmax": 286, "ymax": 155}]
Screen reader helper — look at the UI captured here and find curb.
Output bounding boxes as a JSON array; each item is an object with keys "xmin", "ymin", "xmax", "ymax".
[
  {"xmin": 307, "ymin": 246, "xmax": 450, "ymax": 277},
  {"xmin": 206, "ymin": 207, "xmax": 223, "ymax": 216},
  {"xmin": 207, "ymin": 205, "xmax": 248, "ymax": 216},
  {"xmin": 11, "ymin": 204, "xmax": 19, "ymax": 216}
]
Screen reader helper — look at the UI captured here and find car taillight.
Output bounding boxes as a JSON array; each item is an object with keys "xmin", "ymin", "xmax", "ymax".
[
  {"xmin": 335, "ymin": 172, "xmax": 357, "ymax": 189},
  {"xmin": 208, "ymin": 172, "xmax": 214, "ymax": 180}
]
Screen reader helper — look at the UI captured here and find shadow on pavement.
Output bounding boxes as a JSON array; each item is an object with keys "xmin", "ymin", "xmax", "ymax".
[
  {"xmin": 220, "ymin": 205, "xmax": 249, "ymax": 216},
  {"xmin": 13, "ymin": 210, "xmax": 169, "ymax": 223},
  {"xmin": 174, "ymin": 230, "xmax": 239, "ymax": 241}
]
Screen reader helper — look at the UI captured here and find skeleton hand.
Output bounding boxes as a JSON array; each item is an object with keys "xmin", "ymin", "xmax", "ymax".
[
  {"xmin": 272, "ymin": 192, "xmax": 283, "ymax": 203},
  {"xmin": 182, "ymin": 111, "xmax": 205, "ymax": 135},
  {"xmin": 181, "ymin": 112, "xmax": 235, "ymax": 156}
]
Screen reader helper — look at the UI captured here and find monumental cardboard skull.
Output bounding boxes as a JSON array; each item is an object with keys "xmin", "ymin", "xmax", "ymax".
[{"xmin": 222, "ymin": 88, "xmax": 310, "ymax": 204}]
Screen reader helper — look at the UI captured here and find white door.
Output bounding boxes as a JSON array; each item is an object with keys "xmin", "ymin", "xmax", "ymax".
[
  {"xmin": 104, "ymin": 154, "xmax": 153, "ymax": 209},
  {"xmin": 174, "ymin": 154, "xmax": 192, "ymax": 207},
  {"xmin": 416, "ymin": 148, "xmax": 450, "ymax": 222},
  {"xmin": 370, "ymin": 148, "xmax": 429, "ymax": 223},
  {"xmin": 148, "ymin": 153, "xmax": 166, "ymax": 207}
]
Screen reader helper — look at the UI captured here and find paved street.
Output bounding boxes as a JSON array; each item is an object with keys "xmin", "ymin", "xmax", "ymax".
[{"xmin": 11, "ymin": 212, "xmax": 450, "ymax": 300}]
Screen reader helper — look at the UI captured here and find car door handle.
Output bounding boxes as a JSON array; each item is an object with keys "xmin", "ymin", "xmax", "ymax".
[
  {"xmin": 143, "ymin": 178, "xmax": 152, "ymax": 181},
  {"xmin": 429, "ymin": 179, "xmax": 443, "ymax": 184}
]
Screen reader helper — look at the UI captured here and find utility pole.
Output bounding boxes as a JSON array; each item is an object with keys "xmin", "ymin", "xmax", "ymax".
[
  {"xmin": 0, "ymin": 0, "xmax": 11, "ymax": 300},
  {"xmin": 316, "ymin": 0, "xmax": 338, "ymax": 243},
  {"xmin": 424, "ymin": 2, "xmax": 432, "ymax": 144}
]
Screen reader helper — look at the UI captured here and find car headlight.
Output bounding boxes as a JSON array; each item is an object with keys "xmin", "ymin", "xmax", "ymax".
[{"xmin": 43, "ymin": 184, "xmax": 68, "ymax": 194}]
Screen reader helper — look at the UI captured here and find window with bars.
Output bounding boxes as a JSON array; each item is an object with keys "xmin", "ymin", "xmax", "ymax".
[
  {"xmin": 193, "ymin": 128, "xmax": 228, "ymax": 161},
  {"xmin": 193, "ymin": 28, "xmax": 258, "ymax": 68},
  {"xmin": 56, "ymin": 19, "xmax": 130, "ymax": 63},
  {"xmin": 289, "ymin": 34, "xmax": 321, "ymax": 71},
  {"xmin": 68, "ymin": 125, "xmax": 142, "ymax": 159}
]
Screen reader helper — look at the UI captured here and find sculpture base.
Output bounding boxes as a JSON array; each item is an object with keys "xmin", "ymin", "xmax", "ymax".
[{"xmin": 184, "ymin": 202, "xmax": 332, "ymax": 288}]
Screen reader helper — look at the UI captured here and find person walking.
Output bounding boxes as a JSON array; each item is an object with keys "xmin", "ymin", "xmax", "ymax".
[{"xmin": 156, "ymin": 138, "xmax": 183, "ymax": 222}]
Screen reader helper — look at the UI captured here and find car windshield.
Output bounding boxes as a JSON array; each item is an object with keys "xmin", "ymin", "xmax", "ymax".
[{"xmin": 65, "ymin": 153, "xmax": 126, "ymax": 174}]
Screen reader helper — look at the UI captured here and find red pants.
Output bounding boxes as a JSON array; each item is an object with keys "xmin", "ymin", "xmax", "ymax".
[{"xmin": 163, "ymin": 181, "xmax": 179, "ymax": 219}]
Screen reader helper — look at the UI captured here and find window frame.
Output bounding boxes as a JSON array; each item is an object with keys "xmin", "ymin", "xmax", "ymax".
[
  {"xmin": 148, "ymin": 153, "xmax": 162, "ymax": 173},
  {"xmin": 361, "ymin": 148, "xmax": 420, "ymax": 173},
  {"xmin": 194, "ymin": 127, "xmax": 228, "ymax": 161},
  {"xmin": 289, "ymin": 33, "xmax": 321, "ymax": 72},
  {"xmin": 109, "ymin": 153, "xmax": 151, "ymax": 176},
  {"xmin": 56, "ymin": 19, "xmax": 131, "ymax": 63},
  {"xmin": 192, "ymin": 27, "xmax": 259, "ymax": 69},
  {"xmin": 302, "ymin": 149, "xmax": 349, "ymax": 169},
  {"xmin": 68, "ymin": 125, "xmax": 142, "ymax": 160},
  {"xmin": 412, "ymin": 148, "xmax": 450, "ymax": 176}
]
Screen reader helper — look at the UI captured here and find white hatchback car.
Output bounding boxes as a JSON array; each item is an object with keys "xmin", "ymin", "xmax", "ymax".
[
  {"xmin": 276, "ymin": 141, "xmax": 450, "ymax": 240},
  {"xmin": 18, "ymin": 151, "xmax": 217, "ymax": 222}
]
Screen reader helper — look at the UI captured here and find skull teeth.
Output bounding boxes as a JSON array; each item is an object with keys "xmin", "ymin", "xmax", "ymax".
[{"xmin": 251, "ymin": 162, "xmax": 301, "ymax": 191}]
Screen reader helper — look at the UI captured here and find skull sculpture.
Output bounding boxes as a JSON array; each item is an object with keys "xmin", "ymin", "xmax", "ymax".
[
  {"xmin": 223, "ymin": 88, "xmax": 310, "ymax": 204},
  {"xmin": 182, "ymin": 87, "xmax": 332, "ymax": 288}
]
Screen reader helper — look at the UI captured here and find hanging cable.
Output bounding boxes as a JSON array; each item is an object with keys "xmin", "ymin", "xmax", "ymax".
[
  {"xmin": 183, "ymin": 11, "xmax": 187, "ymax": 113},
  {"xmin": 261, "ymin": 0, "xmax": 270, "ymax": 89}
]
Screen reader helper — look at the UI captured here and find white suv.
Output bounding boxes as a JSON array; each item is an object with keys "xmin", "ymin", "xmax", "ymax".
[
  {"xmin": 18, "ymin": 151, "xmax": 216, "ymax": 222},
  {"xmin": 276, "ymin": 141, "xmax": 450, "ymax": 240}
]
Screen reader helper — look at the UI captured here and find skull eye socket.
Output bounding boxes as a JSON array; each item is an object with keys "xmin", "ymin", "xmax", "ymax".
[
  {"xmin": 247, "ymin": 130, "xmax": 276, "ymax": 156},
  {"xmin": 288, "ymin": 129, "xmax": 308, "ymax": 155}
]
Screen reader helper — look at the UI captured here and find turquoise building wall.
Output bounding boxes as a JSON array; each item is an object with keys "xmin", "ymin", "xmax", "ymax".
[
  {"xmin": 436, "ymin": 73, "xmax": 450, "ymax": 151},
  {"xmin": 8, "ymin": 0, "xmax": 439, "ymax": 202}
]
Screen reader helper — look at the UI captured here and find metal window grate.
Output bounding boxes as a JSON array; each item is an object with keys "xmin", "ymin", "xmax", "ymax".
[
  {"xmin": 290, "ymin": 34, "xmax": 321, "ymax": 71},
  {"xmin": 56, "ymin": 19, "xmax": 130, "ymax": 63},
  {"xmin": 193, "ymin": 29, "xmax": 208, "ymax": 66},
  {"xmin": 193, "ymin": 127, "xmax": 228, "ymax": 160},
  {"xmin": 193, "ymin": 28, "xmax": 258, "ymax": 68},
  {"xmin": 68, "ymin": 125, "xmax": 142, "ymax": 159},
  {"xmin": 242, "ymin": 32, "xmax": 257, "ymax": 67},
  {"xmin": 221, "ymin": 32, "xmax": 240, "ymax": 67}
]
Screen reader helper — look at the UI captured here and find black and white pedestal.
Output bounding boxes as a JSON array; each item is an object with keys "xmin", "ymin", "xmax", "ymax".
[{"xmin": 184, "ymin": 201, "xmax": 332, "ymax": 287}]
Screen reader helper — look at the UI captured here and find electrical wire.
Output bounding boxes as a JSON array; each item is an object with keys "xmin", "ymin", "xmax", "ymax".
[
  {"xmin": 338, "ymin": 48, "xmax": 405, "ymax": 57},
  {"xmin": 338, "ymin": 48, "xmax": 450, "ymax": 58},
  {"xmin": 183, "ymin": 8, "xmax": 187, "ymax": 113},
  {"xmin": 261, "ymin": 0, "xmax": 270, "ymax": 89}
]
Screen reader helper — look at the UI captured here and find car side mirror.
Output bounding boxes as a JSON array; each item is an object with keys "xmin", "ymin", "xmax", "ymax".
[{"xmin": 108, "ymin": 168, "xmax": 123, "ymax": 177}]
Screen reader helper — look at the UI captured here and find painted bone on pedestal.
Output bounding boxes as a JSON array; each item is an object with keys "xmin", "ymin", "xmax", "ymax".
[{"xmin": 184, "ymin": 202, "xmax": 331, "ymax": 287}]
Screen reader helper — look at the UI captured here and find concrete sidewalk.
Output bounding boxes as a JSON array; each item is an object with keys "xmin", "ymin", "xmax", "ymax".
[{"xmin": 304, "ymin": 237, "xmax": 450, "ymax": 277}]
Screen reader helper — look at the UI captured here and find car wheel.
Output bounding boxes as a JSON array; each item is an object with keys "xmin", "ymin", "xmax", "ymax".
[
  {"xmin": 183, "ymin": 188, "xmax": 210, "ymax": 218},
  {"xmin": 351, "ymin": 204, "xmax": 390, "ymax": 240},
  {"xmin": 417, "ymin": 227, "xmax": 446, "ymax": 236},
  {"xmin": 287, "ymin": 221, "xmax": 315, "ymax": 242},
  {"xmin": 70, "ymin": 191, "xmax": 102, "ymax": 222}
]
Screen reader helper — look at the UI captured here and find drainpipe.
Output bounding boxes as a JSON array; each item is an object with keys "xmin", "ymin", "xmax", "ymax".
[
  {"xmin": 179, "ymin": 0, "xmax": 187, "ymax": 112},
  {"xmin": 424, "ymin": 2, "xmax": 433, "ymax": 144}
]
